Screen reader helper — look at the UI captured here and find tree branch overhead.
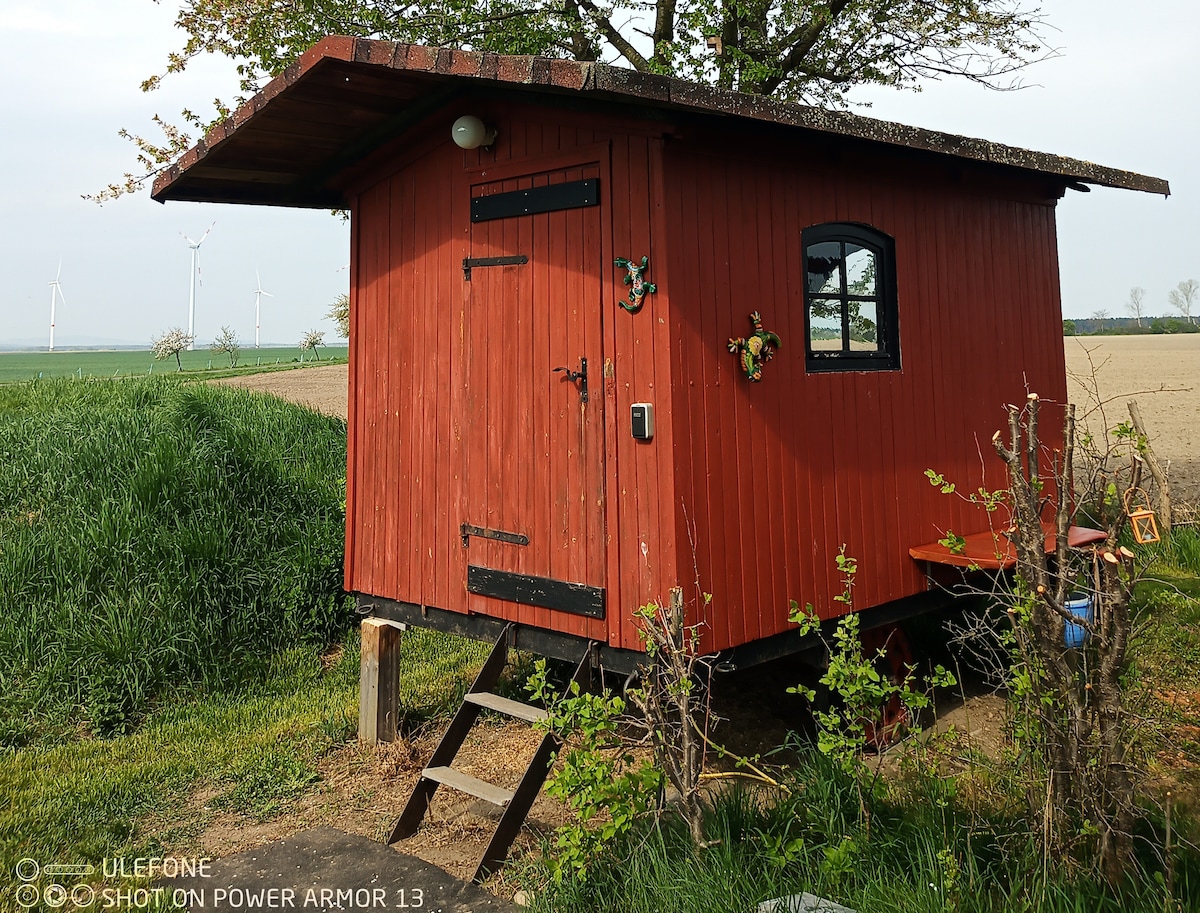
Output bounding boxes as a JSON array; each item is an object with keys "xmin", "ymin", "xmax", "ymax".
[{"xmin": 97, "ymin": 0, "xmax": 1050, "ymax": 201}]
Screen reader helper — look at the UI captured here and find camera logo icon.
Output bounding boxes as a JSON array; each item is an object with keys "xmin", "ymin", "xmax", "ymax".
[
  {"xmin": 15, "ymin": 883, "xmax": 41, "ymax": 908},
  {"xmin": 14, "ymin": 859, "xmax": 96, "ymax": 909}
]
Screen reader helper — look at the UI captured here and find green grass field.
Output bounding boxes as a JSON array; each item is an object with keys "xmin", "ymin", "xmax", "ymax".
[
  {"xmin": 1, "ymin": 375, "xmax": 1196, "ymax": 911},
  {"xmin": 0, "ymin": 346, "xmax": 348, "ymax": 383}
]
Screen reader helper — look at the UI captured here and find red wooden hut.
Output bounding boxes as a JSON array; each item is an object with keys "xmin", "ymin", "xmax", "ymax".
[{"xmin": 153, "ymin": 37, "xmax": 1167, "ymax": 672}]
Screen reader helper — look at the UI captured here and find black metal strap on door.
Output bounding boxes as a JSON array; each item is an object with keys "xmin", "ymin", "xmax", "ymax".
[
  {"xmin": 461, "ymin": 523, "xmax": 530, "ymax": 548},
  {"xmin": 467, "ymin": 565, "xmax": 606, "ymax": 619},
  {"xmin": 471, "ymin": 178, "xmax": 599, "ymax": 223},
  {"xmin": 462, "ymin": 255, "xmax": 528, "ymax": 281}
]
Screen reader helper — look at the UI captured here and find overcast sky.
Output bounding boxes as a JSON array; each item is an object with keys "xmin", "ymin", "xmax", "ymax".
[{"xmin": 0, "ymin": 0, "xmax": 1193, "ymax": 348}]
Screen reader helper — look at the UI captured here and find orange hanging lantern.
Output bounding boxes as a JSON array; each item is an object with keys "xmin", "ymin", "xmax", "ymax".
[{"xmin": 1123, "ymin": 487, "xmax": 1161, "ymax": 545}]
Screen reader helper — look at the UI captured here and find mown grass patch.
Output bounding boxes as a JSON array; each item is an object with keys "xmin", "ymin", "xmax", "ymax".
[
  {"xmin": 0, "ymin": 624, "xmax": 497, "ymax": 910},
  {"xmin": 0, "ymin": 643, "xmax": 359, "ymax": 905},
  {"xmin": 395, "ymin": 627, "xmax": 492, "ymax": 721}
]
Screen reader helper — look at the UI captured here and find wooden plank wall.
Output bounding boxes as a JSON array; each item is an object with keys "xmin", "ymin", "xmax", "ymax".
[
  {"xmin": 345, "ymin": 102, "xmax": 678, "ymax": 651},
  {"xmin": 662, "ymin": 140, "xmax": 1068, "ymax": 654},
  {"xmin": 348, "ymin": 142, "xmax": 458, "ymax": 617}
]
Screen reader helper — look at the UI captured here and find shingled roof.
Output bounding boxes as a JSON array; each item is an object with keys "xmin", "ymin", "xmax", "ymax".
[{"xmin": 151, "ymin": 36, "xmax": 1170, "ymax": 208}]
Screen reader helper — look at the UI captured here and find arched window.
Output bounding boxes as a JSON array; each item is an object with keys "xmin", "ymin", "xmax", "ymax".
[{"xmin": 802, "ymin": 223, "xmax": 899, "ymax": 372}]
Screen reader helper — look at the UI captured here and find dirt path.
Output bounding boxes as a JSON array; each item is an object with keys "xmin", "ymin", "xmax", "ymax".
[
  {"xmin": 186, "ymin": 718, "xmax": 571, "ymax": 894},
  {"xmin": 214, "ymin": 364, "xmax": 348, "ymax": 419}
]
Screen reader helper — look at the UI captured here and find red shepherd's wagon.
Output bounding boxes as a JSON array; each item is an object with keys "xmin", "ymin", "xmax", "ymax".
[{"xmin": 153, "ymin": 37, "xmax": 1166, "ymax": 877}]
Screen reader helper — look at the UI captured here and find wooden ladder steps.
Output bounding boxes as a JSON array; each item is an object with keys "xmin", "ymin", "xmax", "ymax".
[
  {"xmin": 463, "ymin": 691, "xmax": 549, "ymax": 723},
  {"xmin": 388, "ymin": 624, "xmax": 593, "ymax": 883},
  {"xmin": 419, "ymin": 694, "xmax": 547, "ymax": 811},
  {"xmin": 422, "ymin": 766, "xmax": 514, "ymax": 807}
]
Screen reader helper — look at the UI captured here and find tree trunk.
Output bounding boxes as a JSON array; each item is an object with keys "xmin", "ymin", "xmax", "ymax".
[{"xmin": 994, "ymin": 396, "xmax": 1139, "ymax": 884}]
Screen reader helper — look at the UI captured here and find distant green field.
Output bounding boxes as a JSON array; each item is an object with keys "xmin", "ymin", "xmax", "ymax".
[{"xmin": 0, "ymin": 346, "xmax": 349, "ymax": 383}]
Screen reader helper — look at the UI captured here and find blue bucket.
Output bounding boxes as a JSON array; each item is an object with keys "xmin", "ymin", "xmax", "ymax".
[{"xmin": 1064, "ymin": 593, "xmax": 1092, "ymax": 649}]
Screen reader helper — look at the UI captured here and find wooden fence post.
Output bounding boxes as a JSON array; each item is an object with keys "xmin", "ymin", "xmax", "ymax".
[{"xmin": 359, "ymin": 617, "xmax": 404, "ymax": 745}]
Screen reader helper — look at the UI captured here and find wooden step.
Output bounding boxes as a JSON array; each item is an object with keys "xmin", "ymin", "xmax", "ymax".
[
  {"xmin": 388, "ymin": 624, "xmax": 596, "ymax": 883},
  {"xmin": 422, "ymin": 766, "xmax": 514, "ymax": 807},
  {"xmin": 464, "ymin": 691, "xmax": 549, "ymax": 723}
]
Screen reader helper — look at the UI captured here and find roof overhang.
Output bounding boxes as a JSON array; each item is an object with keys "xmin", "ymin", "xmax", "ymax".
[{"xmin": 151, "ymin": 36, "xmax": 1170, "ymax": 209}]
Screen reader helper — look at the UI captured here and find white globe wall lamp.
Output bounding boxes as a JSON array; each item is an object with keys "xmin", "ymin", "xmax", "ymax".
[{"xmin": 451, "ymin": 115, "xmax": 498, "ymax": 150}]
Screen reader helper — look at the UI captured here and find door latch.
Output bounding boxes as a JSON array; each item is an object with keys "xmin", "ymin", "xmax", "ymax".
[{"xmin": 553, "ymin": 357, "xmax": 588, "ymax": 403}]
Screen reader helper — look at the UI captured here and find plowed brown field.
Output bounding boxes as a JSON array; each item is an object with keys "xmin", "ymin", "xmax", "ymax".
[
  {"xmin": 1065, "ymin": 335, "xmax": 1200, "ymax": 508},
  {"xmin": 225, "ymin": 340, "xmax": 1200, "ymax": 509}
]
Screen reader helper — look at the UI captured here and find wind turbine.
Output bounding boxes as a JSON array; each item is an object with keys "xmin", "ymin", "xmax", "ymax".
[
  {"xmin": 180, "ymin": 223, "xmax": 215, "ymax": 350},
  {"xmin": 47, "ymin": 260, "xmax": 66, "ymax": 352},
  {"xmin": 253, "ymin": 269, "xmax": 274, "ymax": 348}
]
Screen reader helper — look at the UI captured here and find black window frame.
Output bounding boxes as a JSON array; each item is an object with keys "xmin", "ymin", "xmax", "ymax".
[{"xmin": 802, "ymin": 222, "xmax": 900, "ymax": 372}]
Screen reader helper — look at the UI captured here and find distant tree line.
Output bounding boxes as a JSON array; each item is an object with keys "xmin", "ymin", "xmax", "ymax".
[
  {"xmin": 1064, "ymin": 316, "xmax": 1200, "ymax": 336},
  {"xmin": 1065, "ymin": 279, "xmax": 1199, "ymax": 335}
]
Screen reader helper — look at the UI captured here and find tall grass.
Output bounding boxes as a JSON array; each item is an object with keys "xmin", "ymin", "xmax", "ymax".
[
  {"xmin": 0, "ymin": 378, "xmax": 351, "ymax": 738},
  {"xmin": 1148, "ymin": 525, "xmax": 1200, "ymax": 577},
  {"xmin": 527, "ymin": 749, "xmax": 1198, "ymax": 913}
]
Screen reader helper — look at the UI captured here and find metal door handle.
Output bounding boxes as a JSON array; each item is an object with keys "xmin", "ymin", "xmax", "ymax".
[{"xmin": 553, "ymin": 358, "xmax": 588, "ymax": 403}]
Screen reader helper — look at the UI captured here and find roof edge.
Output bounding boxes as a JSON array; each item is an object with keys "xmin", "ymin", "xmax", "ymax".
[{"xmin": 151, "ymin": 37, "xmax": 1170, "ymax": 203}]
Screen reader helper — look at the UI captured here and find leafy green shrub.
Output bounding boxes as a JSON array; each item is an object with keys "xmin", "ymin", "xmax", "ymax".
[
  {"xmin": 527, "ymin": 661, "xmax": 664, "ymax": 882},
  {"xmin": 789, "ymin": 550, "xmax": 955, "ymax": 776},
  {"xmin": 0, "ymin": 378, "xmax": 351, "ymax": 736}
]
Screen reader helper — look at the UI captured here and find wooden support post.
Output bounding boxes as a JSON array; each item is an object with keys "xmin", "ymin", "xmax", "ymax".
[
  {"xmin": 359, "ymin": 617, "xmax": 404, "ymax": 745},
  {"xmin": 1127, "ymin": 400, "xmax": 1172, "ymax": 535}
]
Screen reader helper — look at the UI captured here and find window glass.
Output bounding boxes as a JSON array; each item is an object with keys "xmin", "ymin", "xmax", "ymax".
[
  {"xmin": 801, "ymin": 224, "xmax": 898, "ymax": 372},
  {"xmin": 809, "ymin": 299, "xmax": 844, "ymax": 351},
  {"xmin": 848, "ymin": 302, "xmax": 879, "ymax": 351},
  {"xmin": 806, "ymin": 241, "xmax": 843, "ymax": 295},
  {"xmin": 845, "ymin": 245, "xmax": 876, "ymax": 296}
]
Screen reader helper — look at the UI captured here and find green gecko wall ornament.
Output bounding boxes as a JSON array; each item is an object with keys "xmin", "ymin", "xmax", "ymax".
[
  {"xmin": 614, "ymin": 256, "xmax": 657, "ymax": 313},
  {"xmin": 728, "ymin": 311, "xmax": 782, "ymax": 382}
]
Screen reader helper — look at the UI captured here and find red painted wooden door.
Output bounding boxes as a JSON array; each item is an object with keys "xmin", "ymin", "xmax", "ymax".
[{"xmin": 461, "ymin": 162, "xmax": 607, "ymax": 623}]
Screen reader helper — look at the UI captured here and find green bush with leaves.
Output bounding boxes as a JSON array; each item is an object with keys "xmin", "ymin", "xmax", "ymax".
[
  {"xmin": 527, "ymin": 661, "xmax": 664, "ymax": 881},
  {"xmin": 789, "ymin": 550, "xmax": 956, "ymax": 778}
]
